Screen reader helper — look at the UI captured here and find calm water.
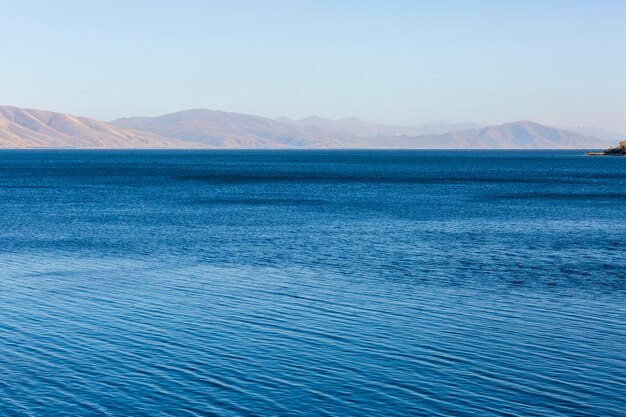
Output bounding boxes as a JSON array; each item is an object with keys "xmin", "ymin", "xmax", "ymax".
[{"xmin": 1, "ymin": 150, "xmax": 625, "ymax": 416}]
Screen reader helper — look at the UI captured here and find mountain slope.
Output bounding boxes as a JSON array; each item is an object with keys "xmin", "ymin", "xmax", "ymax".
[
  {"xmin": 364, "ymin": 121, "xmax": 609, "ymax": 149},
  {"xmin": 0, "ymin": 106, "xmax": 197, "ymax": 149},
  {"xmin": 112, "ymin": 109, "xmax": 343, "ymax": 148}
]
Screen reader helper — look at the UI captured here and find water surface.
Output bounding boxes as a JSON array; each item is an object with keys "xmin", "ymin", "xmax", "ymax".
[{"xmin": 1, "ymin": 150, "xmax": 625, "ymax": 416}]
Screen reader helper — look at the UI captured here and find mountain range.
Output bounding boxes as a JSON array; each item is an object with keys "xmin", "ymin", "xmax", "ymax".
[{"xmin": 0, "ymin": 105, "xmax": 615, "ymax": 149}]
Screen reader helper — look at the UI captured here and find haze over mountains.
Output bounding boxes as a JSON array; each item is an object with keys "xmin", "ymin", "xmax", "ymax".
[
  {"xmin": 0, "ymin": 105, "xmax": 614, "ymax": 150},
  {"xmin": 112, "ymin": 109, "xmax": 342, "ymax": 148},
  {"xmin": 559, "ymin": 125, "xmax": 625, "ymax": 143},
  {"xmin": 279, "ymin": 115, "xmax": 480, "ymax": 139},
  {"xmin": 366, "ymin": 121, "xmax": 611, "ymax": 149}
]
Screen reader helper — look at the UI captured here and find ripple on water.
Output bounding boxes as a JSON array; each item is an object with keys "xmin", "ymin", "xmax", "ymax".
[{"xmin": 1, "ymin": 150, "xmax": 625, "ymax": 416}]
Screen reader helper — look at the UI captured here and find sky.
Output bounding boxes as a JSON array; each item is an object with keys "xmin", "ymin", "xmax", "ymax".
[{"xmin": 1, "ymin": 0, "xmax": 625, "ymax": 131}]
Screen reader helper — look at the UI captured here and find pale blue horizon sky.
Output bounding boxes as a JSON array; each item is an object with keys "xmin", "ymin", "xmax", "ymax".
[{"xmin": 1, "ymin": 1, "xmax": 625, "ymax": 131}]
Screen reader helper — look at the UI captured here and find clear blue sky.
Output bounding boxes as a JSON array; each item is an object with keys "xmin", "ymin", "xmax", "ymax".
[{"xmin": 1, "ymin": 1, "xmax": 625, "ymax": 131}]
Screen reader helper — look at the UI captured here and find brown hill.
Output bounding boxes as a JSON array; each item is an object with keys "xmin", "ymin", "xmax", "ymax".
[{"xmin": 0, "ymin": 106, "xmax": 198, "ymax": 149}]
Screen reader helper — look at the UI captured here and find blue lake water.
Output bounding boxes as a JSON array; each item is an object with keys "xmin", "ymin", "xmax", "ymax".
[{"xmin": 0, "ymin": 150, "xmax": 625, "ymax": 416}]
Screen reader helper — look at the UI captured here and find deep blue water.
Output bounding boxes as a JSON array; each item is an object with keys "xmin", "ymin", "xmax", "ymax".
[{"xmin": 1, "ymin": 150, "xmax": 625, "ymax": 416}]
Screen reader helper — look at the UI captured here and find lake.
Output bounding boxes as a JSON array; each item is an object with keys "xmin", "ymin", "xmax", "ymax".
[{"xmin": 1, "ymin": 150, "xmax": 625, "ymax": 416}]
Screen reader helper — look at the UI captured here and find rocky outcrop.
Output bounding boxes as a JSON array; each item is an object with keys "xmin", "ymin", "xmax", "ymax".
[{"xmin": 587, "ymin": 141, "xmax": 626, "ymax": 156}]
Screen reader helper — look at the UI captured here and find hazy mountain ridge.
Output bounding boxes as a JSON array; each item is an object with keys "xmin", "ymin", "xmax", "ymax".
[
  {"xmin": 280, "ymin": 115, "xmax": 480, "ymax": 138},
  {"xmin": 556, "ymin": 125, "xmax": 625, "ymax": 143},
  {"xmin": 365, "ymin": 121, "xmax": 610, "ymax": 149},
  {"xmin": 112, "ymin": 109, "xmax": 343, "ymax": 148},
  {"xmin": 0, "ymin": 105, "xmax": 611, "ymax": 149}
]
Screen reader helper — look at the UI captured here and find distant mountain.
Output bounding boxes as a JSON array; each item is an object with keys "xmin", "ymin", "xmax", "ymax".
[
  {"xmin": 558, "ymin": 126, "xmax": 625, "ymax": 143},
  {"xmin": 364, "ymin": 121, "xmax": 609, "ymax": 149},
  {"xmin": 0, "ymin": 106, "xmax": 195, "ymax": 149},
  {"xmin": 112, "ymin": 110, "xmax": 482, "ymax": 147},
  {"xmin": 112, "ymin": 109, "xmax": 343, "ymax": 148},
  {"xmin": 281, "ymin": 115, "xmax": 480, "ymax": 138},
  {"xmin": 0, "ymin": 106, "xmax": 610, "ymax": 149}
]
